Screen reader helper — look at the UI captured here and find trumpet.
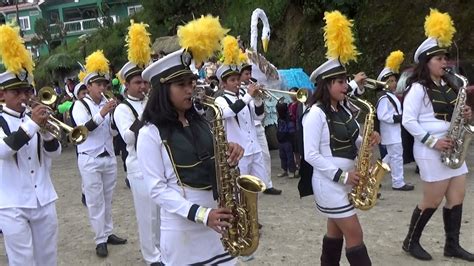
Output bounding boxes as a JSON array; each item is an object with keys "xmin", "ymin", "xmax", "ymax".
[
  {"xmin": 248, "ymin": 80, "xmax": 308, "ymax": 103},
  {"xmin": 37, "ymin": 86, "xmax": 57, "ymax": 106},
  {"xmin": 21, "ymin": 100, "xmax": 88, "ymax": 145},
  {"xmin": 364, "ymin": 78, "xmax": 389, "ymax": 90},
  {"xmin": 101, "ymin": 90, "xmax": 115, "ymax": 103}
]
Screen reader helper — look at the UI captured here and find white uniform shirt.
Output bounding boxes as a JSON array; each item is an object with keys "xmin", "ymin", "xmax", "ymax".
[
  {"xmin": 113, "ymin": 95, "xmax": 146, "ymax": 175},
  {"xmin": 402, "ymin": 82, "xmax": 452, "ymax": 159},
  {"xmin": 377, "ymin": 92, "xmax": 402, "ymax": 145},
  {"xmin": 71, "ymin": 95, "xmax": 116, "ymax": 157},
  {"xmin": 0, "ymin": 107, "xmax": 60, "ymax": 209},
  {"xmin": 215, "ymin": 90, "xmax": 264, "ymax": 156}
]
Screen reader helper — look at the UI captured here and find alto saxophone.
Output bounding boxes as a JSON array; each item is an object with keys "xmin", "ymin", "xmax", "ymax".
[
  {"xmin": 192, "ymin": 87, "xmax": 266, "ymax": 257},
  {"xmin": 441, "ymin": 68, "xmax": 474, "ymax": 169},
  {"xmin": 348, "ymin": 97, "xmax": 390, "ymax": 210}
]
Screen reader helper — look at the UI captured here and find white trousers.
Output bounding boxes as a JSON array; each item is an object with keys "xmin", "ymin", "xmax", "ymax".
[
  {"xmin": 238, "ymin": 152, "xmax": 272, "ymax": 189},
  {"xmin": 255, "ymin": 124, "xmax": 272, "ymax": 179},
  {"xmin": 129, "ymin": 174, "xmax": 161, "ymax": 264},
  {"xmin": 78, "ymin": 154, "xmax": 117, "ymax": 245},
  {"xmin": 383, "ymin": 143, "xmax": 405, "ymax": 188},
  {"xmin": 0, "ymin": 202, "xmax": 58, "ymax": 266}
]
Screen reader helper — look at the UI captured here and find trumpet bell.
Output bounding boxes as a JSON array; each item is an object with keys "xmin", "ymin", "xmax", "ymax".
[
  {"xmin": 296, "ymin": 90, "xmax": 308, "ymax": 103},
  {"xmin": 68, "ymin": 125, "xmax": 89, "ymax": 145},
  {"xmin": 38, "ymin": 86, "xmax": 57, "ymax": 106}
]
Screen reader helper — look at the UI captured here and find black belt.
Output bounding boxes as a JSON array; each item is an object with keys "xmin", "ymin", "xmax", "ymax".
[{"xmin": 79, "ymin": 151, "xmax": 110, "ymax": 158}]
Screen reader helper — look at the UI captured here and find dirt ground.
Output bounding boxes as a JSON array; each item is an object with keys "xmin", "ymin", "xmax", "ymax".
[{"xmin": 0, "ymin": 144, "xmax": 473, "ymax": 266}]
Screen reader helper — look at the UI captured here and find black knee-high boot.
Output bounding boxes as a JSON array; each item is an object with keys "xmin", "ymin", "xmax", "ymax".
[
  {"xmin": 346, "ymin": 243, "xmax": 371, "ymax": 266},
  {"xmin": 443, "ymin": 204, "xmax": 474, "ymax": 261},
  {"xmin": 321, "ymin": 235, "xmax": 343, "ymax": 266},
  {"xmin": 402, "ymin": 206, "xmax": 436, "ymax": 260}
]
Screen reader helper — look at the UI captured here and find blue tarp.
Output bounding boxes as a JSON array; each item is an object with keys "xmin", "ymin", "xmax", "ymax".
[{"xmin": 278, "ymin": 68, "xmax": 315, "ymax": 91}]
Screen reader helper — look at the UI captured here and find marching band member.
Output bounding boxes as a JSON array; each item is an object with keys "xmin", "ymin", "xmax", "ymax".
[
  {"xmin": 114, "ymin": 21, "xmax": 162, "ymax": 265},
  {"xmin": 0, "ymin": 24, "xmax": 61, "ymax": 266},
  {"xmin": 304, "ymin": 11, "xmax": 379, "ymax": 266},
  {"xmin": 138, "ymin": 16, "xmax": 240, "ymax": 265},
  {"xmin": 376, "ymin": 51, "xmax": 414, "ymax": 191},
  {"xmin": 215, "ymin": 36, "xmax": 282, "ymax": 195},
  {"xmin": 401, "ymin": 9, "xmax": 473, "ymax": 261},
  {"xmin": 71, "ymin": 50, "xmax": 127, "ymax": 258}
]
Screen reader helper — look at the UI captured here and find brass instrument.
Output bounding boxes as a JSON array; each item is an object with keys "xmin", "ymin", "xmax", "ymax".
[
  {"xmin": 37, "ymin": 86, "xmax": 57, "ymax": 106},
  {"xmin": 441, "ymin": 68, "xmax": 474, "ymax": 168},
  {"xmin": 348, "ymin": 96, "xmax": 390, "ymax": 210},
  {"xmin": 192, "ymin": 87, "xmax": 266, "ymax": 257},
  {"xmin": 101, "ymin": 90, "xmax": 115, "ymax": 102},
  {"xmin": 22, "ymin": 96, "xmax": 88, "ymax": 145},
  {"xmin": 249, "ymin": 80, "xmax": 308, "ymax": 103},
  {"xmin": 364, "ymin": 78, "xmax": 389, "ymax": 90}
]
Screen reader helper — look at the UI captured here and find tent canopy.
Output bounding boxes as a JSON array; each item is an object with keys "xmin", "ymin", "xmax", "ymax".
[{"xmin": 277, "ymin": 68, "xmax": 315, "ymax": 91}]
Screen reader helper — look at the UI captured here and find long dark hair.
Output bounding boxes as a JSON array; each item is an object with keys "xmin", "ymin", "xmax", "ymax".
[
  {"xmin": 406, "ymin": 54, "xmax": 455, "ymax": 93},
  {"xmin": 142, "ymin": 80, "xmax": 202, "ymax": 128},
  {"xmin": 307, "ymin": 74, "xmax": 346, "ymax": 111}
]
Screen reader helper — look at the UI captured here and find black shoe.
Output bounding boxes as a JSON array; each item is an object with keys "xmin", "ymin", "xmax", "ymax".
[
  {"xmin": 346, "ymin": 243, "xmax": 371, "ymax": 266},
  {"xmin": 107, "ymin": 234, "xmax": 127, "ymax": 245},
  {"xmin": 392, "ymin": 184, "xmax": 415, "ymax": 191},
  {"xmin": 415, "ymin": 166, "xmax": 420, "ymax": 174},
  {"xmin": 443, "ymin": 204, "xmax": 474, "ymax": 261},
  {"xmin": 263, "ymin": 188, "xmax": 282, "ymax": 195},
  {"xmin": 125, "ymin": 178, "xmax": 131, "ymax": 189},
  {"xmin": 402, "ymin": 206, "xmax": 436, "ymax": 260},
  {"xmin": 258, "ymin": 223, "xmax": 263, "ymax": 229},
  {"xmin": 150, "ymin": 262, "xmax": 164, "ymax": 266},
  {"xmin": 321, "ymin": 235, "xmax": 343, "ymax": 266},
  {"xmin": 81, "ymin": 193, "xmax": 87, "ymax": 207},
  {"xmin": 96, "ymin": 243, "xmax": 108, "ymax": 257}
]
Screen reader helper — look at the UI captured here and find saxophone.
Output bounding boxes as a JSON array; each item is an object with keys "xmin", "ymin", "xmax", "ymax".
[
  {"xmin": 348, "ymin": 96, "xmax": 391, "ymax": 210},
  {"xmin": 192, "ymin": 87, "xmax": 266, "ymax": 257},
  {"xmin": 441, "ymin": 68, "xmax": 474, "ymax": 169}
]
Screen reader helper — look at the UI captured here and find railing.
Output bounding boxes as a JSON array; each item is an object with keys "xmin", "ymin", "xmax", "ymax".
[{"xmin": 50, "ymin": 15, "xmax": 117, "ymax": 35}]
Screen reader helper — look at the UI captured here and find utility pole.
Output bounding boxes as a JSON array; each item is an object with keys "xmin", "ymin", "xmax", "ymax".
[{"xmin": 15, "ymin": 0, "xmax": 23, "ymax": 37}]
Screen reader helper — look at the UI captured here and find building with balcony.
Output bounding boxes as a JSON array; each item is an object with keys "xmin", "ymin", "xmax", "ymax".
[{"xmin": 0, "ymin": 0, "xmax": 142, "ymax": 57}]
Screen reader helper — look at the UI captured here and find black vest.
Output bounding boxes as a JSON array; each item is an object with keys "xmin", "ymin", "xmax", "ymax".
[
  {"xmin": 160, "ymin": 119, "xmax": 215, "ymax": 190},
  {"xmin": 426, "ymin": 85, "xmax": 457, "ymax": 122},
  {"xmin": 320, "ymin": 104, "xmax": 359, "ymax": 160}
]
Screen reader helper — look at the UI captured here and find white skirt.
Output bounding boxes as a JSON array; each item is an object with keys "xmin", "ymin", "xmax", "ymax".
[
  {"xmin": 312, "ymin": 158, "xmax": 356, "ymax": 219},
  {"xmin": 160, "ymin": 188, "xmax": 236, "ymax": 265},
  {"xmin": 414, "ymin": 142, "xmax": 468, "ymax": 182}
]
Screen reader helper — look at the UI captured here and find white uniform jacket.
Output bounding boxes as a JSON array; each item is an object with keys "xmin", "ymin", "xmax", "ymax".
[
  {"xmin": 113, "ymin": 95, "xmax": 146, "ymax": 175},
  {"xmin": 215, "ymin": 89, "xmax": 264, "ymax": 156},
  {"xmin": 377, "ymin": 91, "xmax": 402, "ymax": 145},
  {"xmin": 0, "ymin": 107, "xmax": 61, "ymax": 209},
  {"xmin": 71, "ymin": 95, "xmax": 116, "ymax": 157}
]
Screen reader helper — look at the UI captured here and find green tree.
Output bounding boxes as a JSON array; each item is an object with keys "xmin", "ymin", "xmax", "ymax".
[{"xmin": 32, "ymin": 18, "xmax": 52, "ymax": 53}]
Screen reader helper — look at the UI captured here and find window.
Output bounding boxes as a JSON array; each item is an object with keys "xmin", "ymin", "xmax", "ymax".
[
  {"xmin": 19, "ymin": 16, "xmax": 30, "ymax": 31},
  {"xmin": 127, "ymin": 5, "xmax": 143, "ymax": 16}
]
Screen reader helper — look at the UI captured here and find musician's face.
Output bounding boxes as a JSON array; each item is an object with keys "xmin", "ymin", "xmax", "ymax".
[
  {"xmin": 1, "ymin": 87, "xmax": 34, "ymax": 113},
  {"xmin": 169, "ymin": 77, "xmax": 195, "ymax": 113},
  {"xmin": 386, "ymin": 75, "xmax": 398, "ymax": 92},
  {"xmin": 428, "ymin": 54, "xmax": 448, "ymax": 79},
  {"xmin": 77, "ymin": 89, "xmax": 87, "ymax": 100},
  {"xmin": 126, "ymin": 75, "xmax": 148, "ymax": 100},
  {"xmin": 223, "ymin": 75, "xmax": 241, "ymax": 93},
  {"xmin": 87, "ymin": 80, "xmax": 108, "ymax": 102},
  {"xmin": 329, "ymin": 78, "xmax": 348, "ymax": 102},
  {"xmin": 240, "ymin": 70, "xmax": 252, "ymax": 84}
]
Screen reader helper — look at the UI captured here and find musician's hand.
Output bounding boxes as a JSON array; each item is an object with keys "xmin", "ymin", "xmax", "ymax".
[
  {"xmin": 207, "ymin": 208, "xmax": 233, "ymax": 234},
  {"xmin": 247, "ymin": 83, "xmax": 258, "ymax": 97},
  {"xmin": 370, "ymin": 131, "xmax": 381, "ymax": 146},
  {"xmin": 30, "ymin": 104, "xmax": 49, "ymax": 127},
  {"xmin": 462, "ymin": 105, "xmax": 472, "ymax": 121},
  {"xmin": 353, "ymin": 72, "xmax": 367, "ymax": 87},
  {"xmin": 347, "ymin": 171, "xmax": 361, "ymax": 186},
  {"xmin": 227, "ymin": 142, "xmax": 244, "ymax": 166},
  {"xmin": 434, "ymin": 137, "xmax": 454, "ymax": 152},
  {"xmin": 100, "ymin": 100, "xmax": 117, "ymax": 117}
]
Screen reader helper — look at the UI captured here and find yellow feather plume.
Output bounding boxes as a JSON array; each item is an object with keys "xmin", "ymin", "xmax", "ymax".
[
  {"xmin": 385, "ymin": 50, "xmax": 404, "ymax": 73},
  {"xmin": 424, "ymin": 9, "xmax": 456, "ymax": 47},
  {"xmin": 78, "ymin": 71, "xmax": 86, "ymax": 82},
  {"xmin": 323, "ymin": 10, "xmax": 358, "ymax": 64},
  {"xmin": 0, "ymin": 24, "xmax": 34, "ymax": 75},
  {"xmin": 238, "ymin": 50, "xmax": 248, "ymax": 65},
  {"xmin": 85, "ymin": 50, "xmax": 109, "ymax": 76},
  {"xmin": 126, "ymin": 20, "xmax": 151, "ymax": 68},
  {"xmin": 222, "ymin": 35, "xmax": 240, "ymax": 65},
  {"xmin": 177, "ymin": 15, "xmax": 229, "ymax": 64},
  {"xmin": 115, "ymin": 71, "xmax": 125, "ymax": 85}
]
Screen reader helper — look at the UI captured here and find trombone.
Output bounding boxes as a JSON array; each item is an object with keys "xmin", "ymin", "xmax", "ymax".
[{"xmin": 22, "ymin": 92, "xmax": 89, "ymax": 145}]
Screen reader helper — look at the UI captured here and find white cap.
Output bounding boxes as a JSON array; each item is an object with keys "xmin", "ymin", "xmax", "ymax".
[
  {"xmin": 83, "ymin": 72, "xmax": 110, "ymax": 85},
  {"xmin": 0, "ymin": 70, "xmax": 33, "ymax": 90},
  {"xmin": 216, "ymin": 64, "xmax": 240, "ymax": 82},
  {"xmin": 377, "ymin": 67, "xmax": 393, "ymax": 81},
  {"xmin": 73, "ymin": 82, "xmax": 86, "ymax": 99},
  {"xmin": 118, "ymin": 61, "xmax": 147, "ymax": 83},
  {"xmin": 414, "ymin": 37, "xmax": 448, "ymax": 63},
  {"xmin": 142, "ymin": 49, "xmax": 196, "ymax": 84},
  {"xmin": 309, "ymin": 58, "xmax": 346, "ymax": 83}
]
